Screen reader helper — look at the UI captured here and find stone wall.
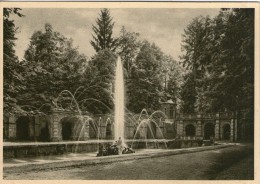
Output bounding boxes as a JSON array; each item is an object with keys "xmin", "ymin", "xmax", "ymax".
[
  {"xmin": 4, "ymin": 109, "xmax": 250, "ymax": 142},
  {"xmin": 175, "ymin": 112, "xmax": 238, "ymax": 141},
  {"xmin": 4, "ymin": 110, "xmax": 167, "ymax": 142}
]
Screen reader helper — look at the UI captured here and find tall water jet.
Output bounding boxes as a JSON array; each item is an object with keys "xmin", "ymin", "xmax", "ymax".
[{"xmin": 114, "ymin": 57, "xmax": 125, "ymax": 142}]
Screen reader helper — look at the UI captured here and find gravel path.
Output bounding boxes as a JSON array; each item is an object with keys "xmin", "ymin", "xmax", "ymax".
[{"xmin": 4, "ymin": 144, "xmax": 253, "ymax": 180}]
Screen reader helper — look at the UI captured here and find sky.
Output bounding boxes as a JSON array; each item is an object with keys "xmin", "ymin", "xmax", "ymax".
[{"xmin": 11, "ymin": 8, "xmax": 220, "ymax": 61}]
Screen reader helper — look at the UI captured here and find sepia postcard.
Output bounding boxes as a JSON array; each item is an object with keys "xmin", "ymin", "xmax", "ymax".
[{"xmin": 0, "ymin": 1, "xmax": 259, "ymax": 184}]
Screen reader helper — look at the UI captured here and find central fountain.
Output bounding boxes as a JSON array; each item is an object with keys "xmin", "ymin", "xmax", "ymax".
[
  {"xmin": 114, "ymin": 57, "xmax": 125, "ymax": 144},
  {"xmin": 97, "ymin": 57, "xmax": 135, "ymax": 156}
]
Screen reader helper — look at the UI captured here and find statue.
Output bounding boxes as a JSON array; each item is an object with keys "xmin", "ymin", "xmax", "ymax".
[
  {"xmin": 96, "ymin": 137, "xmax": 135, "ymax": 157},
  {"xmin": 117, "ymin": 137, "xmax": 123, "ymax": 155}
]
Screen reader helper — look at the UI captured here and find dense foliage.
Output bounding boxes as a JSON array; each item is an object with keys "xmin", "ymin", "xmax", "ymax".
[
  {"xmin": 20, "ymin": 24, "xmax": 88, "ymax": 112},
  {"xmin": 3, "ymin": 8, "xmax": 254, "ymax": 119},
  {"xmin": 81, "ymin": 50, "xmax": 117, "ymax": 114},
  {"xmin": 117, "ymin": 26, "xmax": 141, "ymax": 75},
  {"xmin": 3, "ymin": 8, "xmax": 25, "ymax": 114},
  {"xmin": 180, "ymin": 9, "xmax": 254, "ymax": 114}
]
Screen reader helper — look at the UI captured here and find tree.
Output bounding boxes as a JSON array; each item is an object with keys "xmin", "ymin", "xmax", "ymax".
[
  {"xmin": 3, "ymin": 8, "xmax": 25, "ymax": 114},
  {"xmin": 21, "ymin": 24, "xmax": 88, "ymax": 112},
  {"xmin": 127, "ymin": 41, "xmax": 164, "ymax": 113},
  {"xmin": 180, "ymin": 16, "xmax": 213, "ymax": 112},
  {"xmin": 209, "ymin": 9, "xmax": 254, "ymax": 112},
  {"xmin": 162, "ymin": 55, "xmax": 184, "ymax": 108},
  {"xmin": 4, "ymin": 8, "xmax": 22, "ymax": 58},
  {"xmin": 81, "ymin": 50, "xmax": 117, "ymax": 114},
  {"xmin": 180, "ymin": 9, "xmax": 254, "ymax": 114},
  {"xmin": 181, "ymin": 16, "xmax": 213, "ymax": 72},
  {"xmin": 90, "ymin": 8, "xmax": 118, "ymax": 52},
  {"xmin": 117, "ymin": 26, "xmax": 141, "ymax": 74},
  {"xmin": 180, "ymin": 72, "xmax": 196, "ymax": 113}
]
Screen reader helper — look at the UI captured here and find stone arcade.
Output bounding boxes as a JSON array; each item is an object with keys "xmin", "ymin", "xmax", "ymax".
[
  {"xmin": 160, "ymin": 100, "xmax": 251, "ymax": 141},
  {"xmin": 4, "ymin": 101, "xmax": 251, "ymax": 142},
  {"xmin": 3, "ymin": 109, "xmax": 165, "ymax": 142}
]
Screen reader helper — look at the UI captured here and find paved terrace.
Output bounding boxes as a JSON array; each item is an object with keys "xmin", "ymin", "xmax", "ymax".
[{"xmin": 3, "ymin": 143, "xmax": 237, "ymax": 172}]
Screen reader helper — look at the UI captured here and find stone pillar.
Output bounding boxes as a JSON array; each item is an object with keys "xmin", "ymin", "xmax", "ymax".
[
  {"xmin": 176, "ymin": 120, "xmax": 184, "ymax": 138},
  {"xmin": 215, "ymin": 113, "xmax": 220, "ymax": 140},
  {"xmin": 50, "ymin": 115, "xmax": 62, "ymax": 142},
  {"xmin": 230, "ymin": 119, "xmax": 234, "ymax": 141},
  {"xmin": 196, "ymin": 114, "xmax": 202, "ymax": 138},
  {"xmin": 196, "ymin": 120, "xmax": 202, "ymax": 137},
  {"xmin": 8, "ymin": 114, "xmax": 17, "ymax": 140}
]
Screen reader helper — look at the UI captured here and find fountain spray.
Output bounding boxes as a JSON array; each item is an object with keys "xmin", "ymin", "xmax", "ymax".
[{"xmin": 114, "ymin": 57, "xmax": 125, "ymax": 143}]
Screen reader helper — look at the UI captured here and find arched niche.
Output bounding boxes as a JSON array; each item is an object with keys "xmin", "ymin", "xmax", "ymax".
[
  {"xmin": 204, "ymin": 123, "xmax": 215, "ymax": 140},
  {"xmin": 185, "ymin": 124, "xmax": 196, "ymax": 136}
]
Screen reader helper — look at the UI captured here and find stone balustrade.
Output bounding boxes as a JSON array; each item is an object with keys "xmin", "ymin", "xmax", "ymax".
[
  {"xmin": 202, "ymin": 113, "xmax": 216, "ymax": 119},
  {"xmin": 176, "ymin": 112, "xmax": 235, "ymax": 120},
  {"xmin": 219, "ymin": 112, "xmax": 234, "ymax": 119}
]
